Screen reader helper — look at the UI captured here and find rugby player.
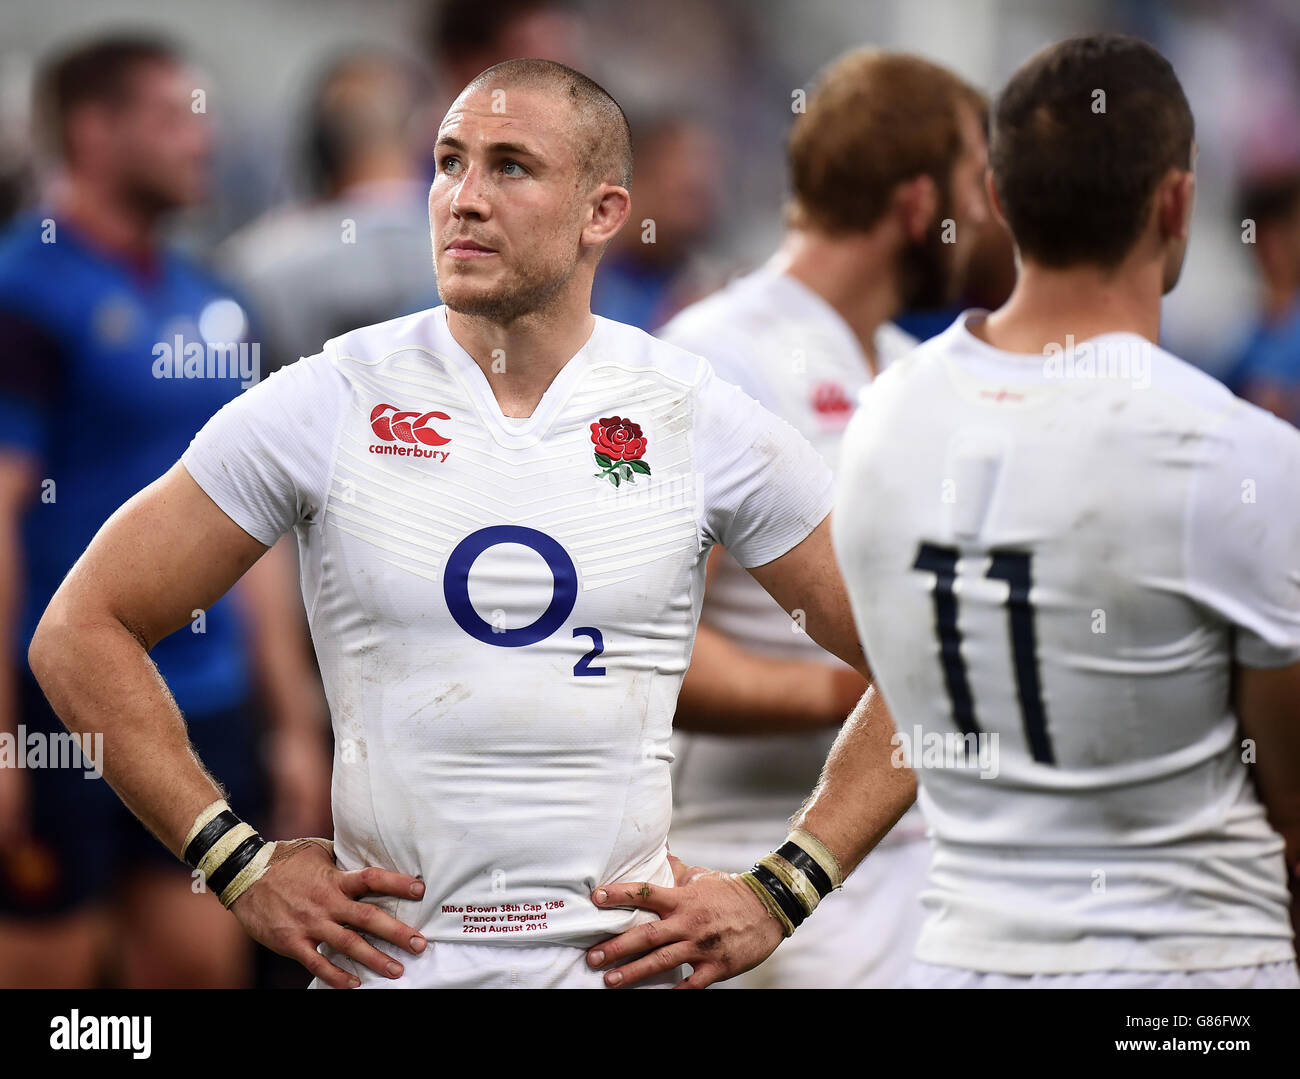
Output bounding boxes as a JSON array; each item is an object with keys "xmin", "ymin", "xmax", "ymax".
[
  {"xmin": 0, "ymin": 35, "xmax": 330, "ymax": 989},
  {"xmin": 660, "ymin": 48, "xmax": 988, "ymax": 988},
  {"xmin": 28, "ymin": 58, "xmax": 914, "ymax": 988}
]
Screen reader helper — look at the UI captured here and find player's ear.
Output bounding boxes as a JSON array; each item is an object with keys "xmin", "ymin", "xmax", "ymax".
[
  {"xmin": 581, "ymin": 183, "xmax": 631, "ymax": 250},
  {"xmin": 984, "ymin": 169, "xmax": 1008, "ymax": 231},
  {"xmin": 894, "ymin": 173, "xmax": 939, "ymax": 245},
  {"xmin": 65, "ymin": 102, "xmax": 111, "ymax": 167},
  {"xmin": 1157, "ymin": 168, "xmax": 1195, "ymax": 244}
]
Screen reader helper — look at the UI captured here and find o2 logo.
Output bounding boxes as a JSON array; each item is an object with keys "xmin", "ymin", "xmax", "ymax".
[{"xmin": 442, "ymin": 526, "xmax": 605, "ymax": 677}]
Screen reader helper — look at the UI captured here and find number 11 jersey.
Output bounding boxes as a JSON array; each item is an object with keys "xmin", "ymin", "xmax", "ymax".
[{"xmin": 833, "ymin": 311, "xmax": 1300, "ymax": 974}]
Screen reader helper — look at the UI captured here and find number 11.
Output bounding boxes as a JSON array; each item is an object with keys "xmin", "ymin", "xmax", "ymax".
[{"xmin": 913, "ymin": 543, "xmax": 1055, "ymax": 765}]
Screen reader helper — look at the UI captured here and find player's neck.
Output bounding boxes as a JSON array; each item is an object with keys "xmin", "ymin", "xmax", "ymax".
[
  {"xmin": 979, "ymin": 259, "xmax": 1164, "ymax": 353},
  {"xmin": 445, "ymin": 294, "xmax": 596, "ymax": 418},
  {"xmin": 50, "ymin": 176, "xmax": 160, "ymax": 260},
  {"xmin": 772, "ymin": 229, "xmax": 898, "ymax": 375}
]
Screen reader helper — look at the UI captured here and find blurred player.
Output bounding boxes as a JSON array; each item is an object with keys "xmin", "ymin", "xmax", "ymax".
[
  {"xmin": 220, "ymin": 49, "xmax": 438, "ymax": 373},
  {"xmin": 0, "ymin": 36, "xmax": 330, "ymax": 988},
  {"xmin": 592, "ymin": 33, "xmax": 1300, "ymax": 990},
  {"xmin": 27, "ymin": 58, "xmax": 914, "ymax": 989},
  {"xmin": 659, "ymin": 49, "xmax": 988, "ymax": 988},
  {"xmin": 426, "ymin": 0, "xmax": 588, "ymax": 112},
  {"xmin": 1230, "ymin": 171, "xmax": 1300, "ymax": 425},
  {"xmin": 592, "ymin": 114, "xmax": 725, "ymax": 330}
]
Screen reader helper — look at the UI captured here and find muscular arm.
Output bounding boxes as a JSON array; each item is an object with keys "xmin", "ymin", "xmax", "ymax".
[
  {"xmin": 674, "ymin": 546, "xmax": 866, "ymax": 734},
  {"xmin": 28, "ymin": 462, "xmax": 425, "ymax": 986},
  {"xmin": 791, "ymin": 682, "xmax": 916, "ymax": 878},
  {"xmin": 747, "ymin": 515, "xmax": 871, "ymax": 679}
]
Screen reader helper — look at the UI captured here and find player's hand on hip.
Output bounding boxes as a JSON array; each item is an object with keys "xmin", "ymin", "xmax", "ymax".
[
  {"xmin": 586, "ymin": 867, "xmax": 784, "ymax": 988},
  {"xmin": 228, "ymin": 837, "xmax": 427, "ymax": 988}
]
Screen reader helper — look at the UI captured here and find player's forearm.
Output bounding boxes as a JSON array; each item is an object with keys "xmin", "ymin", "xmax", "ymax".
[
  {"xmin": 675, "ymin": 622, "xmax": 865, "ymax": 733},
  {"xmin": 791, "ymin": 683, "xmax": 916, "ymax": 878},
  {"xmin": 28, "ymin": 610, "xmax": 224, "ymax": 857}
]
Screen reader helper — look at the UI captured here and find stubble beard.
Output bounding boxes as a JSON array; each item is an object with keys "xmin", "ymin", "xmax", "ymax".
[
  {"xmin": 438, "ymin": 253, "xmax": 576, "ymax": 325},
  {"xmin": 898, "ymin": 183, "xmax": 960, "ymax": 310}
]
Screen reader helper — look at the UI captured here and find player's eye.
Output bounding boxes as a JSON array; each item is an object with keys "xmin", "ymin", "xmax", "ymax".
[
  {"xmin": 501, "ymin": 160, "xmax": 528, "ymax": 177},
  {"xmin": 438, "ymin": 154, "xmax": 461, "ymax": 174}
]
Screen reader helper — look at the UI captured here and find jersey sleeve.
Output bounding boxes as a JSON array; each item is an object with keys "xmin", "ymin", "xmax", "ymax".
[
  {"xmin": 695, "ymin": 362, "xmax": 834, "ymax": 568},
  {"xmin": 180, "ymin": 348, "xmax": 347, "ymax": 546},
  {"xmin": 1185, "ymin": 401, "xmax": 1300, "ymax": 668},
  {"xmin": 658, "ymin": 318, "xmax": 779, "ymax": 414}
]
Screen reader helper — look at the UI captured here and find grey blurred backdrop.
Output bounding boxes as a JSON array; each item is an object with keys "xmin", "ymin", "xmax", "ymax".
[{"xmin": 0, "ymin": 0, "xmax": 1297, "ymax": 375}]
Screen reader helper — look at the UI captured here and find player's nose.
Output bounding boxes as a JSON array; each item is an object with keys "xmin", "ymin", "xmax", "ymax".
[{"xmin": 449, "ymin": 163, "xmax": 491, "ymax": 220}]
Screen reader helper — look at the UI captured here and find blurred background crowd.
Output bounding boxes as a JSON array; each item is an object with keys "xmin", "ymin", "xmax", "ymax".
[{"xmin": 0, "ymin": 0, "xmax": 1298, "ymax": 987}]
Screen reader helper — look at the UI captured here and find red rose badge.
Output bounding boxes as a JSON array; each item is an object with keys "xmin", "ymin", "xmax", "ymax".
[{"xmin": 591, "ymin": 415, "xmax": 651, "ymax": 487}]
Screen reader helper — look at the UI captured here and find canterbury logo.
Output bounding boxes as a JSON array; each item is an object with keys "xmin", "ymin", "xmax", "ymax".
[
  {"xmin": 369, "ymin": 403, "xmax": 451, "ymax": 462},
  {"xmin": 811, "ymin": 379, "xmax": 852, "ymax": 413},
  {"xmin": 370, "ymin": 404, "xmax": 451, "ymax": 445}
]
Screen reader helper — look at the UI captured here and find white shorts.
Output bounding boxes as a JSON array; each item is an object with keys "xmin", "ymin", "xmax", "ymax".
[
  {"xmin": 905, "ymin": 960, "xmax": 1300, "ymax": 989},
  {"xmin": 667, "ymin": 834, "xmax": 931, "ymax": 989},
  {"xmin": 310, "ymin": 941, "xmax": 687, "ymax": 989}
]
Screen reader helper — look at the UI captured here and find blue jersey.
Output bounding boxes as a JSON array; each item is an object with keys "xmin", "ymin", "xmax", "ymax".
[
  {"xmin": 0, "ymin": 212, "xmax": 254, "ymax": 716},
  {"xmin": 1228, "ymin": 300, "xmax": 1300, "ymax": 424}
]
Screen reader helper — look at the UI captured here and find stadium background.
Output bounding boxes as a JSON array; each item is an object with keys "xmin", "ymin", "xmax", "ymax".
[{"xmin": 0, "ymin": 0, "xmax": 1297, "ymax": 987}]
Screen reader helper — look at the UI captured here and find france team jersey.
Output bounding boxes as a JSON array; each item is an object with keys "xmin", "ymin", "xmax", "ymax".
[{"xmin": 0, "ymin": 212, "xmax": 253, "ymax": 716}]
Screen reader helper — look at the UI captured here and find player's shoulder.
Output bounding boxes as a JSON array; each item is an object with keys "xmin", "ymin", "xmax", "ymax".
[
  {"xmin": 588, "ymin": 314, "xmax": 784, "ymax": 438},
  {"xmin": 658, "ymin": 268, "xmax": 821, "ymax": 391},
  {"xmin": 873, "ymin": 320, "xmax": 920, "ymax": 369},
  {"xmin": 0, "ymin": 212, "xmax": 67, "ymax": 304},
  {"xmin": 1141, "ymin": 338, "xmax": 1240, "ymax": 409},
  {"xmin": 1136, "ymin": 338, "xmax": 1300, "ymax": 456},
  {"xmin": 589, "ymin": 313, "xmax": 710, "ymax": 388},
  {"xmin": 321, "ymin": 306, "xmax": 446, "ymax": 368},
  {"xmin": 658, "ymin": 271, "xmax": 759, "ymax": 344},
  {"xmin": 0, "ymin": 211, "xmax": 45, "ymax": 261},
  {"xmin": 658, "ymin": 267, "xmax": 793, "ymax": 352},
  {"xmin": 859, "ymin": 314, "xmax": 960, "ymax": 403}
]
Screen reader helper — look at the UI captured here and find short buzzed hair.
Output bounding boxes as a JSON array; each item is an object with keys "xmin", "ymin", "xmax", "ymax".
[
  {"xmin": 461, "ymin": 58, "xmax": 632, "ymax": 190},
  {"xmin": 992, "ymin": 34, "xmax": 1194, "ymax": 269},
  {"xmin": 788, "ymin": 49, "xmax": 985, "ymax": 234}
]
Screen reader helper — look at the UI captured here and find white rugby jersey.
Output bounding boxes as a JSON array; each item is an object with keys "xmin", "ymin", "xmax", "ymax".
[
  {"xmin": 833, "ymin": 310, "xmax": 1300, "ymax": 973},
  {"xmin": 181, "ymin": 305, "xmax": 832, "ymax": 952},
  {"xmin": 658, "ymin": 265, "xmax": 924, "ymax": 844}
]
